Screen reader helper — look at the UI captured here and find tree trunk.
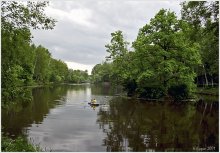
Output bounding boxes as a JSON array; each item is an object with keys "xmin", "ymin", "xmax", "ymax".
[
  {"xmin": 33, "ymin": 55, "xmax": 38, "ymax": 74},
  {"xmin": 203, "ymin": 65, "xmax": 208, "ymax": 86},
  {"xmin": 211, "ymin": 75, "xmax": 214, "ymax": 87}
]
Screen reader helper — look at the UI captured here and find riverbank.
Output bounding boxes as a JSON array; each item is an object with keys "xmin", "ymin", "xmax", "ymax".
[
  {"xmin": 13, "ymin": 82, "xmax": 91, "ymax": 89},
  {"xmin": 1, "ymin": 135, "xmax": 40, "ymax": 152},
  {"xmin": 194, "ymin": 87, "xmax": 219, "ymax": 96}
]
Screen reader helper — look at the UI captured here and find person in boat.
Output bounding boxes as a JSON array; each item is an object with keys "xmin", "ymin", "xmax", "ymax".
[{"xmin": 91, "ymin": 98, "xmax": 97, "ymax": 104}]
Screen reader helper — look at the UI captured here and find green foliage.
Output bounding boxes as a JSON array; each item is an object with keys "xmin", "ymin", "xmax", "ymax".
[
  {"xmin": 105, "ymin": 30, "xmax": 131, "ymax": 83},
  {"xmin": 91, "ymin": 8, "xmax": 208, "ymax": 99},
  {"xmin": 1, "ymin": 1, "xmax": 81, "ymax": 107},
  {"xmin": 1, "ymin": 1, "xmax": 56, "ymax": 104},
  {"xmin": 137, "ymin": 86, "xmax": 165, "ymax": 99},
  {"xmin": 133, "ymin": 9, "xmax": 201, "ymax": 93},
  {"xmin": 1, "ymin": 1, "xmax": 56, "ymax": 30},
  {"xmin": 1, "ymin": 135, "xmax": 40, "ymax": 152},
  {"xmin": 168, "ymin": 84, "xmax": 189, "ymax": 101},
  {"xmin": 33, "ymin": 45, "xmax": 51, "ymax": 83},
  {"xmin": 49, "ymin": 59, "xmax": 69, "ymax": 83},
  {"xmin": 91, "ymin": 62, "xmax": 112, "ymax": 83},
  {"xmin": 181, "ymin": 1, "xmax": 219, "ymax": 85},
  {"xmin": 1, "ymin": 28, "xmax": 33, "ymax": 87},
  {"xmin": 67, "ymin": 69, "xmax": 89, "ymax": 83},
  {"xmin": 105, "ymin": 30, "xmax": 129, "ymax": 61}
]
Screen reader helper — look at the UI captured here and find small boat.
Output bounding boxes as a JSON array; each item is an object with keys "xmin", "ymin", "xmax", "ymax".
[{"xmin": 88, "ymin": 103, "xmax": 100, "ymax": 106}]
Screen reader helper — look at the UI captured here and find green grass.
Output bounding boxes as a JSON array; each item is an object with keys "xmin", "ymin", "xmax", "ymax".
[{"xmin": 1, "ymin": 135, "xmax": 40, "ymax": 152}]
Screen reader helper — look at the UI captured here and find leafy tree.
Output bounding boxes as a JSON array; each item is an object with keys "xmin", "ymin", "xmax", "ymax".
[
  {"xmin": 133, "ymin": 9, "xmax": 201, "ymax": 93},
  {"xmin": 181, "ymin": 1, "xmax": 219, "ymax": 86},
  {"xmin": 49, "ymin": 59, "xmax": 69, "ymax": 83},
  {"xmin": 92, "ymin": 4, "xmax": 218, "ymax": 99},
  {"xmin": 2, "ymin": 28, "xmax": 33, "ymax": 86},
  {"xmin": 1, "ymin": 1, "xmax": 56, "ymax": 102},
  {"xmin": 91, "ymin": 62, "xmax": 113, "ymax": 83},
  {"xmin": 33, "ymin": 46, "xmax": 51, "ymax": 83},
  {"xmin": 1, "ymin": 1, "xmax": 56, "ymax": 30},
  {"xmin": 105, "ymin": 30, "xmax": 130, "ymax": 84},
  {"xmin": 67, "ymin": 69, "xmax": 89, "ymax": 83}
]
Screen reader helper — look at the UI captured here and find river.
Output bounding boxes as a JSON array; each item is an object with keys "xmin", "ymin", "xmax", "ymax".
[{"xmin": 2, "ymin": 84, "xmax": 219, "ymax": 151}]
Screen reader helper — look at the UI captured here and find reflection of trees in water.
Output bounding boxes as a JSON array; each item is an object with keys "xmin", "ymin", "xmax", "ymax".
[
  {"xmin": 66, "ymin": 84, "xmax": 89, "ymax": 91},
  {"xmin": 91, "ymin": 84, "xmax": 123, "ymax": 96},
  {"xmin": 97, "ymin": 97, "xmax": 218, "ymax": 151},
  {"xmin": 2, "ymin": 85, "xmax": 69, "ymax": 137}
]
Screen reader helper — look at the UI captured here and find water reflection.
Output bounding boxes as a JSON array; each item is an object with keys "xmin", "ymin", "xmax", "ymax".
[
  {"xmin": 2, "ymin": 86, "xmax": 68, "ymax": 137},
  {"xmin": 91, "ymin": 83, "xmax": 123, "ymax": 96},
  {"xmin": 26, "ymin": 84, "xmax": 107, "ymax": 151},
  {"xmin": 97, "ymin": 97, "xmax": 219, "ymax": 151},
  {"xmin": 1, "ymin": 84, "xmax": 219, "ymax": 152}
]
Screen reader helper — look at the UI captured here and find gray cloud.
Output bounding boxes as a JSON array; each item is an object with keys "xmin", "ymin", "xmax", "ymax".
[{"xmin": 31, "ymin": 0, "xmax": 181, "ymax": 67}]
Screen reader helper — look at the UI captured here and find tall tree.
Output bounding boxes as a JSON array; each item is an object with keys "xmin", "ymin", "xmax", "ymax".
[
  {"xmin": 91, "ymin": 62, "xmax": 113, "ymax": 83},
  {"xmin": 105, "ymin": 30, "xmax": 130, "ymax": 83},
  {"xmin": 133, "ymin": 9, "xmax": 201, "ymax": 92},
  {"xmin": 67, "ymin": 69, "xmax": 89, "ymax": 83},
  {"xmin": 33, "ymin": 46, "xmax": 51, "ymax": 83},
  {"xmin": 181, "ymin": 1, "xmax": 219, "ymax": 86},
  {"xmin": 1, "ymin": 1, "xmax": 56, "ymax": 101},
  {"xmin": 50, "ymin": 59, "xmax": 69, "ymax": 83}
]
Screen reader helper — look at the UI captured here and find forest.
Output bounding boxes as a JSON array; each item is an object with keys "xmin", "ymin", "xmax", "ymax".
[
  {"xmin": 2, "ymin": 1, "xmax": 219, "ymax": 105},
  {"xmin": 1, "ymin": 2, "xmax": 89, "ymax": 106},
  {"xmin": 1, "ymin": 1, "xmax": 219, "ymax": 103},
  {"xmin": 91, "ymin": 1, "xmax": 219, "ymax": 100}
]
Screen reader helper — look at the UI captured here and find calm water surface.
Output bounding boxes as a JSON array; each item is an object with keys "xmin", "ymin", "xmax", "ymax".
[{"xmin": 2, "ymin": 84, "xmax": 219, "ymax": 151}]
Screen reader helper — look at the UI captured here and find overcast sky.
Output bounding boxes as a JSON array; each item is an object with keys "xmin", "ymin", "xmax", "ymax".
[{"xmin": 31, "ymin": 0, "xmax": 182, "ymax": 74}]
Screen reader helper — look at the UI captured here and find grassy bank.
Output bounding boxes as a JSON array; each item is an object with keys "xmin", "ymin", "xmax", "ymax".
[{"xmin": 1, "ymin": 135, "xmax": 40, "ymax": 152}]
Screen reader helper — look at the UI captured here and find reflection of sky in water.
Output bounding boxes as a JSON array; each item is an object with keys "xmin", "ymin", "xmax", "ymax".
[{"xmin": 27, "ymin": 85, "xmax": 107, "ymax": 151}]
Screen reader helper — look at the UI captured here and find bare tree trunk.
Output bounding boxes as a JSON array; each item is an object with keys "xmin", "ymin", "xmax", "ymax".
[
  {"xmin": 203, "ymin": 65, "xmax": 208, "ymax": 86},
  {"xmin": 211, "ymin": 75, "xmax": 214, "ymax": 87},
  {"xmin": 33, "ymin": 54, "xmax": 38, "ymax": 74}
]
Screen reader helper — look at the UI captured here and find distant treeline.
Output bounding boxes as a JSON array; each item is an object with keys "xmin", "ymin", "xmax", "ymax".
[
  {"xmin": 1, "ymin": 2, "xmax": 89, "ymax": 103},
  {"xmin": 91, "ymin": 1, "xmax": 219, "ymax": 100}
]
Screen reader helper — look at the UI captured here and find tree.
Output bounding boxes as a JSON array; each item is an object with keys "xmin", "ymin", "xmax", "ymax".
[
  {"xmin": 91, "ymin": 62, "xmax": 113, "ymax": 83},
  {"xmin": 33, "ymin": 45, "xmax": 51, "ymax": 83},
  {"xmin": 105, "ymin": 30, "xmax": 130, "ymax": 84},
  {"xmin": 1, "ymin": 1, "xmax": 56, "ymax": 30},
  {"xmin": 49, "ymin": 59, "xmax": 69, "ymax": 83},
  {"xmin": 67, "ymin": 69, "xmax": 89, "ymax": 83},
  {"xmin": 132, "ymin": 9, "xmax": 201, "ymax": 93},
  {"xmin": 181, "ymin": 1, "xmax": 219, "ymax": 86},
  {"xmin": 1, "ymin": 1, "xmax": 56, "ymax": 101}
]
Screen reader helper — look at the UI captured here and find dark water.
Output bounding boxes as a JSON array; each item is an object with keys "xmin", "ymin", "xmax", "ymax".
[{"xmin": 2, "ymin": 84, "xmax": 219, "ymax": 151}]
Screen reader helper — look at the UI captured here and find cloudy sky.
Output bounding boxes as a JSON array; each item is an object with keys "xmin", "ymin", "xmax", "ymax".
[{"xmin": 31, "ymin": 0, "xmax": 182, "ymax": 74}]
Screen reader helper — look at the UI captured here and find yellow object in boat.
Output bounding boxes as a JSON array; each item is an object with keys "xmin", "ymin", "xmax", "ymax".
[{"xmin": 91, "ymin": 99, "xmax": 97, "ymax": 104}]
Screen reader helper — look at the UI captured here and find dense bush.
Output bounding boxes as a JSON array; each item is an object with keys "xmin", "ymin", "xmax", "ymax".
[
  {"xmin": 168, "ymin": 84, "xmax": 189, "ymax": 100},
  {"xmin": 137, "ymin": 86, "xmax": 165, "ymax": 99}
]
